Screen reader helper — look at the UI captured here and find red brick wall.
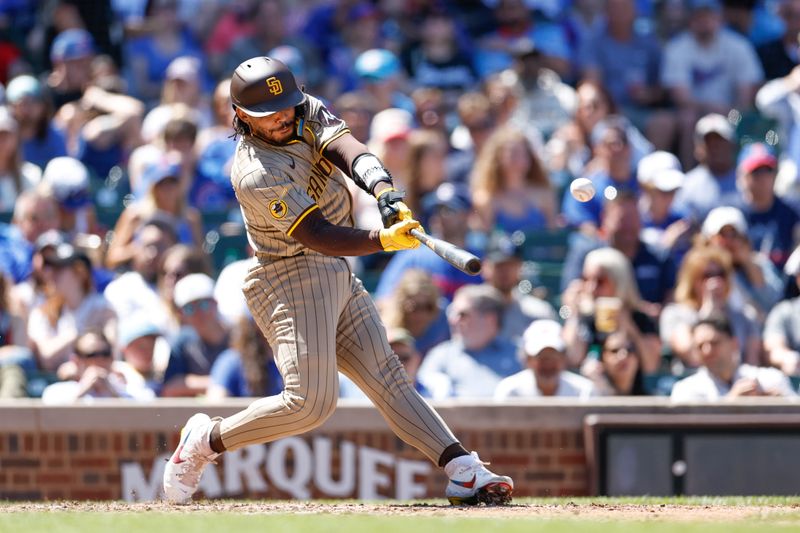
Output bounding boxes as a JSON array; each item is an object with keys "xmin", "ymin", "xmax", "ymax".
[{"xmin": 0, "ymin": 399, "xmax": 795, "ymax": 501}]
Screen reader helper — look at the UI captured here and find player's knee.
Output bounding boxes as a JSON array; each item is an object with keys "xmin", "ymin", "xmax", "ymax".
[{"xmin": 281, "ymin": 389, "xmax": 337, "ymax": 430}]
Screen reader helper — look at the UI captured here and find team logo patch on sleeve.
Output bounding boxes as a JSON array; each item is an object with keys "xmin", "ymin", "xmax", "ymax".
[{"xmin": 269, "ymin": 199, "xmax": 288, "ymax": 219}]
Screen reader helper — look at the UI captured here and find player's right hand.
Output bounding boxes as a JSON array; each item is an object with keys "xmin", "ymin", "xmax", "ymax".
[{"xmin": 379, "ymin": 219, "xmax": 422, "ymax": 252}]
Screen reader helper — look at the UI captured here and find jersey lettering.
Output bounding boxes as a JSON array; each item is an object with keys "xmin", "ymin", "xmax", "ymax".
[{"xmin": 306, "ymin": 158, "xmax": 334, "ymax": 201}]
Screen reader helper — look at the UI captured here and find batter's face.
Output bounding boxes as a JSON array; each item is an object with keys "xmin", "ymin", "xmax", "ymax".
[{"xmin": 238, "ymin": 107, "xmax": 296, "ymax": 144}]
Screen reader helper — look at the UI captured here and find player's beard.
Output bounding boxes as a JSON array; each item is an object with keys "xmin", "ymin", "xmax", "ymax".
[{"xmin": 254, "ymin": 118, "xmax": 295, "ymax": 145}]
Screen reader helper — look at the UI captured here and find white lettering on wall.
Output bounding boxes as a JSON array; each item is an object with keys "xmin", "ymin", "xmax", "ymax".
[{"xmin": 120, "ymin": 439, "xmax": 431, "ymax": 502}]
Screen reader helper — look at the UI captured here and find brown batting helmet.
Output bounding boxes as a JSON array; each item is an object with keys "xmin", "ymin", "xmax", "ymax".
[{"xmin": 230, "ymin": 56, "xmax": 306, "ymax": 117}]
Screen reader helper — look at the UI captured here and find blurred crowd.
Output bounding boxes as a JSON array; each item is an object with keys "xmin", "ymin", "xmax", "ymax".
[{"xmin": 1, "ymin": 0, "xmax": 800, "ymax": 403}]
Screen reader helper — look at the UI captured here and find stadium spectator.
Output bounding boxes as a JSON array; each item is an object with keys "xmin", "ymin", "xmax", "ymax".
[
  {"xmin": 734, "ymin": 143, "xmax": 800, "ymax": 270},
  {"xmin": 636, "ymin": 151, "xmax": 693, "ymax": 261},
  {"xmin": 0, "ymin": 106, "xmax": 41, "ymax": 212},
  {"xmin": 474, "ymin": 0, "xmax": 571, "ymax": 79},
  {"xmin": 659, "ymin": 245, "xmax": 761, "ymax": 367},
  {"xmin": 332, "ymin": 91, "xmax": 375, "ymax": 144},
  {"xmin": 470, "ymin": 124, "xmax": 555, "ymax": 233},
  {"xmin": 104, "ymin": 218, "xmax": 178, "ymax": 328},
  {"xmin": 6, "ymin": 74, "xmax": 67, "ymax": 168},
  {"xmin": 509, "ymin": 37, "xmax": 577, "ymax": 141},
  {"xmin": 562, "ymin": 247, "xmax": 662, "ymax": 372},
  {"xmin": 561, "ymin": 116, "xmax": 640, "ymax": 232},
  {"xmin": 763, "ymin": 246, "xmax": 800, "ymax": 375},
  {"xmin": 354, "ymin": 48, "xmax": 414, "ymax": 114},
  {"xmin": 27, "ymin": 243, "xmax": 116, "ymax": 375},
  {"xmin": 41, "ymin": 156, "xmax": 101, "ymax": 238},
  {"xmin": 756, "ymin": 0, "xmax": 800, "ymax": 80},
  {"xmin": 195, "ymin": 78, "xmax": 234, "ymax": 152},
  {"xmin": 495, "ymin": 319, "xmax": 596, "ymax": 399},
  {"xmin": 53, "ymin": 78, "xmax": 145, "ymax": 180},
  {"xmin": 447, "ymin": 91, "xmax": 497, "ymax": 184},
  {"xmin": 418, "ymin": 284, "xmax": 521, "ymax": 398},
  {"xmin": 402, "ymin": 11, "xmax": 477, "ymax": 102},
  {"xmin": 561, "ymin": 190, "xmax": 677, "ymax": 307},
  {"xmin": 378, "ymin": 269, "xmax": 450, "ymax": 357},
  {"xmin": 218, "ymin": 1, "xmax": 322, "ymax": 93},
  {"xmin": 375, "ymin": 183, "xmax": 480, "ymax": 303},
  {"xmin": 670, "ymin": 315, "xmax": 795, "ymax": 401},
  {"xmin": 325, "ymin": 4, "xmax": 388, "ymax": 96},
  {"xmin": 579, "ymin": 0, "xmax": 674, "ymax": 150},
  {"xmin": 206, "ymin": 315, "xmax": 282, "ymax": 400},
  {"xmin": 123, "ymin": 0, "xmax": 209, "ymax": 106},
  {"xmin": 161, "ymin": 273, "xmax": 229, "ymax": 397},
  {"xmin": 117, "ymin": 313, "xmax": 169, "ymax": 397},
  {"xmin": 672, "ymin": 113, "xmax": 740, "ymax": 221},
  {"xmin": 481, "ymin": 231, "xmax": 556, "ymax": 342},
  {"xmin": 580, "ymin": 329, "xmax": 649, "ymax": 396},
  {"xmin": 158, "ymin": 243, "xmax": 211, "ymax": 334},
  {"xmin": 700, "ymin": 205, "xmax": 784, "ymax": 321},
  {"xmin": 402, "ymin": 129, "xmax": 449, "ymax": 216},
  {"xmin": 213, "ymin": 254, "xmax": 256, "ymax": 329},
  {"xmin": 661, "ymin": 0, "xmax": 763, "ymax": 165},
  {"xmin": 46, "ymin": 28, "xmax": 96, "ymax": 110},
  {"xmin": 41, "ymin": 330, "xmax": 154, "ymax": 404},
  {"xmin": 141, "ymin": 56, "xmax": 209, "ymax": 144},
  {"xmin": 105, "ymin": 160, "xmax": 201, "ymax": 269}
]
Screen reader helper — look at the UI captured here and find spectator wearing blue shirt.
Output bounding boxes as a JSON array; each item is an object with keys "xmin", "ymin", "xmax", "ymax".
[
  {"xmin": 562, "ymin": 190, "xmax": 677, "ymax": 307},
  {"xmin": 562, "ymin": 117, "xmax": 641, "ymax": 232},
  {"xmin": 475, "ymin": 0, "xmax": 571, "ymax": 79},
  {"xmin": 162, "ymin": 274, "xmax": 229, "ymax": 397},
  {"xmin": 734, "ymin": 142, "xmax": 800, "ymax": 270},
  {"xmin": 418, "ymin": 284, "xmax": 522, "ymax": 398},
  {"xmin": 6, "ymin": 75, "xmax": 67, "ymax": 169},
  {"xmin": 579, "ymin": 0, "xmax": 675, "ymax": 151},
  {"xmin": 1, "ymin": 189, "xmax": 60, "ymax": 284},
  {"xmin": 207, "ymin": 316, "xmax": 283, "ymax": 400},
  {"xmin": 673, "ymin": 113, "xmax": 740, "ymax": 222}
]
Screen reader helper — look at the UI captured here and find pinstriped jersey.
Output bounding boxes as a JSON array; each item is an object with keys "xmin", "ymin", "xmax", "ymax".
[{"xmin": 230, "ymin": 94, "xmax": 354, "ymax": 257}]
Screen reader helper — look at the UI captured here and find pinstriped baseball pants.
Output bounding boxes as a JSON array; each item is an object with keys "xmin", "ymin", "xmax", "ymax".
[{"xmin": 218, "ymin": 254, "xmax": 458, "ymax": 463}]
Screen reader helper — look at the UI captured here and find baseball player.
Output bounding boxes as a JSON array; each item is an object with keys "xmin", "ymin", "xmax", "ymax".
[{"xmin": 163, "ymin": 57, "xmax": 513, "ymax": 506}]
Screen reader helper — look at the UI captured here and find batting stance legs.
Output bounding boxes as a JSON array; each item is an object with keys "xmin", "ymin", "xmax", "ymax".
[{"xmin": 163, "ymin": 256, "xmax": 513, "ymax": 505}]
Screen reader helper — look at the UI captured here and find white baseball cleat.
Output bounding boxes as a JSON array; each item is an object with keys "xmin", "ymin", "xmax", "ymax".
[
  {"xmin": 444, "ymin": 451, "xmax": 514, "ymax": 506},
  {"xmin": 163, "ymin": 413, "xmax": 219, "ymax": 504}
]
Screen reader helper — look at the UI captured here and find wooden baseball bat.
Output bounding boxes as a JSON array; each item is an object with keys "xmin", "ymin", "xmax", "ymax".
[{"xmin": 410, "ymin": 229, "xmax": 481, "ymax": 276}]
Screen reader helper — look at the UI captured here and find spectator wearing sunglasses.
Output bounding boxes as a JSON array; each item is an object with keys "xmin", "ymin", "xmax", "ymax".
[
  {"xmin": 580, "ymin": 330, "xmax": 648, "ymax": 396},
  {"xmin": 161, "ymin": 273, "xmax": 229, "ymax": 397},
  {"xmin": 41, "ymin": 330, "xmax": 154, "ymax": 404}
]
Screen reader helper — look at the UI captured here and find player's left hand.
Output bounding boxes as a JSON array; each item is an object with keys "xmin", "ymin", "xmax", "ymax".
[
  {"xmin": 376, "ymin": 188, "xmax": 412, "ymax": 228},
  {"xmin": 379, "ymin": 219, "xmax": 422, "ymax": 251}
]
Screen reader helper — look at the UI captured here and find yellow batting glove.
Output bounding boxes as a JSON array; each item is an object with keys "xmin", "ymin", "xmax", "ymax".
[{"xmin": 379, "ymin": 219, "xmax": 422, "ymax": 252}]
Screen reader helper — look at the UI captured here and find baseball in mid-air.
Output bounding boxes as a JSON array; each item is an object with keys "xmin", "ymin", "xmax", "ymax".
[{"xmin": 570, "ymin": 177, "xmax": 595, "ymax": 202}]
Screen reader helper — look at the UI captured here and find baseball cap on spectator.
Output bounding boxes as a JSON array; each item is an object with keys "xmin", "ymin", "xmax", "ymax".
[
  {"xmin": 649, "ymin": 169, "xmax": 684, "ymax": 192},
  {"xmin": 166, "ymin": 56, "xmax": 200, "ymax": 83},
  {"xmin": 510, "ymin": 37, "xmax": 541, "ymax": 58},
  {"xmin": 702, "ymin": 206, "xmax": 748, "ymax": 237},
  {"xmin": 688, "ymin": 0, "xmax": 722, "ymax": 11},
  {"xmin": 43, "ymin": 242, "xmax": 92, "ymax": 270},
  {"xmin": 174, "ymin": 273, "xmax": 216, "ymax": 308},
  {"xmin": 637, "ymin": 151, "xmax": 681, "ymax": 186},
  {"xmin": 355, "ymin": 49, "xmax": 402, "ymax": 83},
  {"xmin": 522, "ymin": 319, "xmax": 565, "ymax": 357},
  {"xmin": 369, "ymin": 108, "xmax": 413, "ymax": 144},
  {"xmin": 42, "ymin": 157, "xmax": 91, "ymax": 211},
  {"xmin": 139, "ymin": 161, "xmax": 181, "ymax": 194},
  {"xmin": 737, "ymin": 142, "xmax": 778, "ymax": 173},
  {"xmin": 483, "ymin": 231, "xmax": 523, "ymax": 263},
  {"xmin": 50, "ymin": 28, "xmax": 96, "ymax": 63},
  {"xmin": 34, "ymin": 229, "xmax": 68, "ymax": 253},
  {"xmin": 421, "ymin": 182, "xmax": 471, "ymax": 215},
  {"xmin": 6, "ymin": 75, "xmax": 43, "ymax": 103},
  {"xmin": 695, "ymin": 113, "xmax": 736, "ymax": 143},
  {"xmin": 350, "ymin": 2, "xmax": 380, "ymax": 22},
  {"xmin": 386, "ymin": 327, "xmax": 416, "ymax": 347},
  {"xmin": 118, "ymin": 314, "xmax": 162, "ymax": 348},
  {"xmin": 0, "ymin": 106, "xmax": 17, "ymax": 132}
]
